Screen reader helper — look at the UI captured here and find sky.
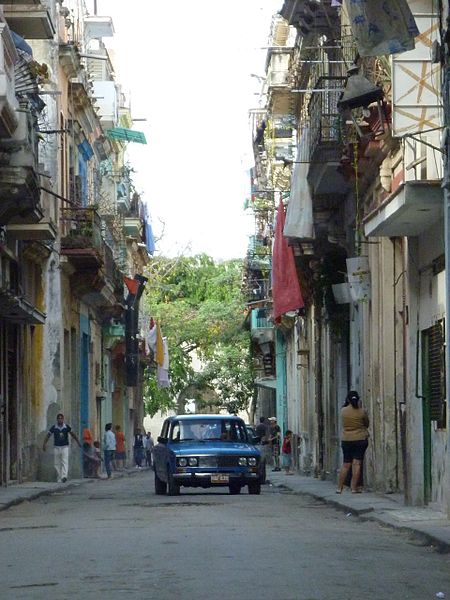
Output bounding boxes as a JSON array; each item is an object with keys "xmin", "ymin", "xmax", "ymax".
[{"xmin": 94, "ymin": 0, "xmax": 281, "ymax": 260}]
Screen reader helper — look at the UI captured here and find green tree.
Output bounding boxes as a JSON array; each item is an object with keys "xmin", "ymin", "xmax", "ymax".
[{"xmin": 142, "ymin": 255, "xmax": 253, "ymax": 417}]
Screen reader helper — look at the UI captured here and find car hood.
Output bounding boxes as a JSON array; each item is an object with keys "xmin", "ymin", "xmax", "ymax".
[{"xmin": 168, "ymin": 441, "xmax": 260, "ymax": 456}]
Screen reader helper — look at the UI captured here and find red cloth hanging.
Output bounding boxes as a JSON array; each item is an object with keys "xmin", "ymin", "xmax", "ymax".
[
  {"xmin": 124, "ymin": 276, "xmax": 139, "ymax": 295},
  {"xmin": 272, "ymin": 199, "xmax": 304, "ymax": 322}
]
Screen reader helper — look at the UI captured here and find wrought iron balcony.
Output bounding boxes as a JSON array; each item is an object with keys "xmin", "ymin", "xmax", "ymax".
[{"xmin": 307, "ymin": 76, "xmax": 349, "ymax": 195}]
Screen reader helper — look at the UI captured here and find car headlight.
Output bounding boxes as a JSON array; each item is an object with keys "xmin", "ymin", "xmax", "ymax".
[
  {"xmin": 178, "ymin": 458, "xmax": 188, "ymax": 467},
  {"xmin": 248, "ymin": 457, "xmax": 257, "ymax": 466},
  {"xmin": 238, "ymin": 457, "xmax": 248, "ymax": 466},
  {"xmin": 188, "ymin": 457, "xmax": 198, "ymax": 466}
]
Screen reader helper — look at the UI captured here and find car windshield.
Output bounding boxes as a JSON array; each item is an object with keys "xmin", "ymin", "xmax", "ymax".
[{"xmin": 169, "ymin": 419, "xmax": 248, "ymax": 443}]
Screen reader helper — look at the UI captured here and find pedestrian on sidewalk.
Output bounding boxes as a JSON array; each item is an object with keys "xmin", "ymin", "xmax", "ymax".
[
  {"xmin": 144, "ymin": 431, "xmax": 154, "ymax": 468},
  {"xmin": 268, "ymin": 417, "xmax": 281, "ymax": 472},
  {"xmin": 336, "ymin": 390, "xmax": 369, "ymax": 494},
  {"xmin": 255, "ymin": 416, "xmax": 271, "ymax": 466},
  {"xmin": 282, "ymin": 430, "xmax": 294, "ymax": 475},
  {"xmin": 114, "ymin": 425, "xmax": 126, "ymax": 470},
  {"xmin": 103, "ymin": 423, "xmax": 116, "ymax": 479},
  {"xmin": 42, "ymin": 413, "xmax": 81, "ymax": 483},
  {"xmin": 133, "ymin": 428, "xmax": 144, "ymax": 468}
]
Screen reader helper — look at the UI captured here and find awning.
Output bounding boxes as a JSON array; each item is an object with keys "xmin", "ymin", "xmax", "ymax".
[{"xmin": 105, "ymin": 128, "xmax": 147, "ymax": 144}]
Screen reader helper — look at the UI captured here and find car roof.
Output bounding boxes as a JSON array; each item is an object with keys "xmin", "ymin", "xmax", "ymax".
[{"xmin": 167, "ymin": 414, "xmax": 244, "ymax": 422}]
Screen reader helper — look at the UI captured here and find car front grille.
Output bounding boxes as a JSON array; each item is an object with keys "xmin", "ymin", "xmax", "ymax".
[{"xmin": 198, "ymin": 456, "xmax": 240, "ymax": 468}]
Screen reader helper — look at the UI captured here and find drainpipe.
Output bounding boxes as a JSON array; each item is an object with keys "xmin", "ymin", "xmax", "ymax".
[
  {"xmin": 316, "ymin": 311, "xmax": 324, "ymax": 477},
  {"xmin": 442, "ymin": 30, "xmax": 450, "ymax": 518}
]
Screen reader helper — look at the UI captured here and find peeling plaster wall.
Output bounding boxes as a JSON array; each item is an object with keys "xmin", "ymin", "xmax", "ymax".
[
  {"xmin": 39, "ymin": 253, "xmax": 63, "ymax": 480},
  {"xmin": 416, "ymin": 221, "xmax": 447, "ymax": 509}
]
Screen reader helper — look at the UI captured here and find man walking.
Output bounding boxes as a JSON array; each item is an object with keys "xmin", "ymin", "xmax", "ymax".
[
  {"xmin": 43, "ymin": 413, "xmax": 81, "ymax": 483},
  {"xmin": 103, "ymin": 423, "xmax": 116, "ymax": 479},
  {"xmin": 144, "ymin": 431, "xmax": 154, "ymax": 468},
  {"xmin": 268, "ymin": 417, "xmax": 282, "ymax": 471},
  {"xmin": 133, "ymin": 428, "xmax": 144, "ymax": 468}
]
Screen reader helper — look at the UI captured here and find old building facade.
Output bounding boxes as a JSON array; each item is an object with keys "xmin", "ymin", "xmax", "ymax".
[
  {"xmin": 247, "ymin": 0, "xmax": 450, "ymax": 516},
  {"xmin": 0, "ymin": 0, "xmax": 152, "ymax": 484}
]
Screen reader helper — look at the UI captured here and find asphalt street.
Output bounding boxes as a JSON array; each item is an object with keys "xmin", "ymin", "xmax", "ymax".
[{"xmin": 0, "ymin": 472, "xmax": 449, "ymax": 600}]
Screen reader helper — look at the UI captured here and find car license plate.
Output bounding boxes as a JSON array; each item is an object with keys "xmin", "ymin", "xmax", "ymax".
[{"xmin": 211, "ymin": 474, "xmax": 229, "ymax": 483}]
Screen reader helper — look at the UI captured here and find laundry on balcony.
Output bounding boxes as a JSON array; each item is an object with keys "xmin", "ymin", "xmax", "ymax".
[
  {"xmin": 346, "ymin": 0, "xmax": 419, "ymax": 56},
  {"xmin": 272, "ymin": 200, "xmax": 305, "ymax": 323},
  {"xmin": 283, "ymin": 125, "xmax": 314, "ymax": 241}
]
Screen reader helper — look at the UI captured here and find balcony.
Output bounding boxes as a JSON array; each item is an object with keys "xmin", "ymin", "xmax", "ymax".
[
  {"xmin": 123, "ymin": 217, "xmax": 142, "ymax": 239},
  {"xmin": 92, "ymin": 81, "xmax": 118, "ymax": 131},
  {"xmin": 6, "ymin": 220, "xmax": 57, "ymax": 241},
  {"xmin": 103, "ymin": 322, "xmax": 125, "ymax": 349},
  {"xmin": 250, "ymin": 308, "xmax": 274, "ymax": 342},
  {"xmin": 0, "ymin": 166, "xmax": 40, "ymax": 224},
  {"xmin": 3, "ymin": 3, "xmax": 55, "ymax": 39},
  {"xmin": 58, "ymin": 43, "xmax": 82, "ymax": 79},
  {"xmin": 280, "ymin": 0, "xmax": 339, "ymax": 37},
  {"xmin": 307, "ymin": 76, "xmax": 349, "ymax": 195},
  {"xmin": 364, "ymin": 181, "xmax": 443, "ymax": 238},
  {"xmin": 60, "ymin": 207, "xmax": 104, "ymax": 270}
]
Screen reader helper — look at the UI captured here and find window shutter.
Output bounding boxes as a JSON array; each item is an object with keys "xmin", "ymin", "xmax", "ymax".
[{"xmin": 428, "ymin": 320, "xmax": 446, "ymax": 424}]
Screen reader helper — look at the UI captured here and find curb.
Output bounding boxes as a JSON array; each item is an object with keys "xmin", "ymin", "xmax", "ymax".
[
  {"xmin": 273, "ymin": 481, "xmax": 450, "ymax": 554},
  {"xmin": 0, "ymin": 467, "xmax": 149, "ymax": 512}
]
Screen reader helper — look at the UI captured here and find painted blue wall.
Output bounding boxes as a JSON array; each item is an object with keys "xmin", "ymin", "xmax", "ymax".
[{"xmin": 80, "ymin": 314, "xmax": 90, "ymax": 433}]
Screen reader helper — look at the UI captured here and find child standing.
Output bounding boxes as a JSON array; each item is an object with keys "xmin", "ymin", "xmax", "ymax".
[{"xmin": 282, "ymin": 430, "xmax": 294, "ymax": 475}]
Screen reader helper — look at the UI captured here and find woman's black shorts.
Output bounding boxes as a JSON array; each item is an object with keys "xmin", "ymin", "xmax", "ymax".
[{"xmin": 341, "ymin": 439, "xmax": 368, "ymax": 462}]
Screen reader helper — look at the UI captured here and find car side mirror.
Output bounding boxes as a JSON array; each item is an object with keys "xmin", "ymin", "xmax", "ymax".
[
  {"xmin": 252, "ymin": 436, "xmax": 261, "ymax": 444},
  {"xmin": 157, "ymin": 436, "xmax": 167, "ymax": 444}
]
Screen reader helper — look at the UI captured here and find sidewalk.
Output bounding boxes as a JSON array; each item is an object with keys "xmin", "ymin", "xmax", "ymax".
[
  {"xmin": 267, "ymin": 470, "xmax": 450, "ymax": 553},
  {"xmin": 0, "ymin": 467, "xmax": 148, "ymax": 512}
]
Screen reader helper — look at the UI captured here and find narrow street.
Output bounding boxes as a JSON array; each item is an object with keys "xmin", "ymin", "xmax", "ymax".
[{"xmin": 0, "ymin": 473, "xmax": 449, "ymax": 600}]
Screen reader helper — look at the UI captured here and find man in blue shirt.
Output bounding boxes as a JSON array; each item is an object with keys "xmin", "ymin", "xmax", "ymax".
[{"xmin": 43, "ymin": 413, "xmax": 81, "ymax": 483}]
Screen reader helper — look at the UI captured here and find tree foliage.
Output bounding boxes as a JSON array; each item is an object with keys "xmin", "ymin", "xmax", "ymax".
[{"xmin": 142, "ymin": 255, "xmax": 253, "ymax": 417}]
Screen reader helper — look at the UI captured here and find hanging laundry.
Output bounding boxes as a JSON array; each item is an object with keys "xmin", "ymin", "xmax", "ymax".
[
  {"xmin": 157, "ymin": 337, "xmax": 170, "ymax": 388},
  {"xmin": 155, "ymin": 322, "xmax": 164, "ymax": 367},
  {"xmin": 283, "ymin": 125, "xmax": 315, "ymax": 241},
  {"xmin": 344, "ymin": 0, "xmax": 419, "ymax": 56},
  {"xmin": 145, "ymin": 318, "xmax": 157, "ymax": 355},
  {"xmin": 272, "ymin": 199, "xmax": 305, "ymax": 323}
]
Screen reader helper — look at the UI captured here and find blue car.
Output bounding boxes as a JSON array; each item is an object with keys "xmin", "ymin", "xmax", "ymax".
[{"xmin": 153, "ymin": 414, "xmax": 263, "ymax": 495}]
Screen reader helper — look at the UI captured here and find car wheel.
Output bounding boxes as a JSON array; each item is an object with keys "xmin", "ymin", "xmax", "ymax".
[
  {"xmin": 154, "ymin": 470, "xmax": 167, "ymax": 495},
  {"xmin": 248, "ymin": 481, "xmax": 261, "ymax": 495},
  {"xmin": 167, "ymin": 470, "xmax": 180, "ymax": 496},
  {"xmin": 229, "ymin": 482, "xmax": 241, "ymax": 495}
]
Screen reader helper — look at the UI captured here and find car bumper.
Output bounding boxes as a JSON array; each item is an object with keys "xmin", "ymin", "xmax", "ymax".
[{"xmin": 173, "ymin": 471, "xmax": 259, "ymax": 487}]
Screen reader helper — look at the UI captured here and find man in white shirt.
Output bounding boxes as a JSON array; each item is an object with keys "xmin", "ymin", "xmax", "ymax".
[{"xmin": 103, "ymin": 422, "xmax": 116, "ymax": 479}]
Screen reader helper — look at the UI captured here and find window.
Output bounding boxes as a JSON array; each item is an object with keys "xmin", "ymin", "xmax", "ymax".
[{"xmin": 427, "ymin": 320, "xmax": 446, "ymax": 429}]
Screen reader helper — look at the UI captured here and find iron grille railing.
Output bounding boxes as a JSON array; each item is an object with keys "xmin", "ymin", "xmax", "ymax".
[{"xmin": 309, "ymin": 76, "xmax": 345, "ymax": 158}]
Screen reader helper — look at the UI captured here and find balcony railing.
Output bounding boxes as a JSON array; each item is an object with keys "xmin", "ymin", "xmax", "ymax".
[
  {"xmin": 309, "ymin": 76, "xmax": 345, "ymax": 159},
  {"xmin": 60, "ymin": 207, "xmax": 103, "ymax": 252}
]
